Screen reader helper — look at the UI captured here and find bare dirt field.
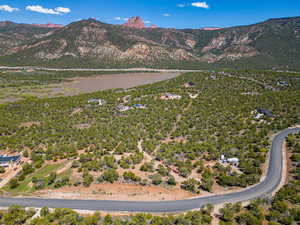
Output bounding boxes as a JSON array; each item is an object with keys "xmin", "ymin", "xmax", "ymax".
[
  {"xmin": 0, "ymin": 72, "xmax": 180, "ymax": 104},
  {"xmin": 52, "ymin": 72, "xmax": 180, "ymax": 96},
  {"xmin": 35, "ymin": 183, "xmax": 196, "ymax": 201}
]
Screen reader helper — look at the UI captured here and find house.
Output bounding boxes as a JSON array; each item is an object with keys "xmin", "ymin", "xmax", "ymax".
[
  {"xmin": 256, "ymin": 108, "xmax": 275, "ymax": 118},
  {"xmin": 183, "ymin": 82, "xmax": 196, "ymax": 88},
  {"xmin": 227, "ymin": 158, "xmax": 239, "ymax": 165},
  {"xmin": 117, "ymin": 104, "xmax": 131, "ymax": 112},
  {"xmin": 265, "ymin": 85, "xmax": 277, "ymax": 91},
  {"xmin": 133, "ymin": 104, "xmax": 146, "ymax": 109},
  {"xmin": 88, "ymin": 98, "xmax": 106, "ymax": 106},
  {"xmin": 161, "ymin": 93, "xmax": 182, "ymax": 100},
  {"xmin": 277, "ymin": 81, "xmax": 289, "ymax": 86},
  {"xmin": 254, "ymin": 113, "xmax": 264, "ymax": 120},
  {"xmin": 220, "ymin": 155, "xmax": 239, "ymax": 165},
  {"xmin": 189, "ymin": 93, "xmax": 199, "ymax": 99},
  {"xmin": 221, "ymin": 155, "xmax": 225, "ymax": 162},
  {"xmin": 0, "ymin": 155, "xmax": 21, "ymax": 167}
]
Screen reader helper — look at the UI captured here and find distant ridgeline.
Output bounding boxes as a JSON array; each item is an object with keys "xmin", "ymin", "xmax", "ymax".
[{"xmin": 0, "ymin": 16, "xmax": 299, "ymax": 70}]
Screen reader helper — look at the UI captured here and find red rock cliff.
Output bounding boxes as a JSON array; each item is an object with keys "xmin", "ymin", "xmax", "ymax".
[{"xmin": 124, "ymin": 16, "xmax": 145, "ymax": 29}]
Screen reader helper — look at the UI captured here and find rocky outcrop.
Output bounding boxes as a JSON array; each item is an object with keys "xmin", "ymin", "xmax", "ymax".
[{"xmin": 124, "ymin": 17, "xmax": 145, "ymax": 29}]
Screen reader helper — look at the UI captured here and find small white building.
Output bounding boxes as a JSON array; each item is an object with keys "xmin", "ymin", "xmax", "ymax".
[
  {"xmin": 88, "ymin": 99, "xmax": 106, "ymax": 106},
  {"xmin": 277, "ymin": 81, "xmax": 289, "ymax": 86},
  {"xmin": 161, "ymin": 93, "xmax": 182, "ymax": 100},
  {"xmin": 117, "ymin": 104, "xmax": 131, "ymax": 112},
  {"xmin": 220, "ymin": 155, "xmax": 239, "ymax": 165},
  {"xmin": 227, "ymin": 158, "xmax": 239, "ymax": 164},
  {"xmin": 133, "ymin": 104, "xmax": 146, "ymax": 109},
  {"xmin": 189, "ymin": 93, "xmax": 199, "ymax": 99},
  {"xmin": 183, "ymin": 82, "xmax": 196, "ymax": 88},
  {"xmin": 254, "ymin": 113, "xmax": 264, "ymax": 120},
  {"xmin": 221, "ymin": 155, "xmax": 225, "ymax": 161}
]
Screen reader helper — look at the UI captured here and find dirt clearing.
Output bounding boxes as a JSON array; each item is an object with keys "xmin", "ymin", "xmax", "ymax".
[
  {"xmin": 53, "ymin": 72, "xmax": 180, "ymax": 96},
  {"xmin": 35, "ymin": 183, "xmax": 196, "ymax": 201}
]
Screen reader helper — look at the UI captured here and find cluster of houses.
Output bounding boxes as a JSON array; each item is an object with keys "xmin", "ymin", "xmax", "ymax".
[
  {"xmin": 89, "ymin": 79, "xmax": 200, "ymax": 113},
  {"xmin": 0, "ymin": 154, "xmax": 21, "ymax": 168},
  {"xmin": 117, "ymin": 103, "xmax": 147, "ymax": 112},
  {"xmin": 87, "ymin": 96, "xmax": 148, "ymax": 113}
]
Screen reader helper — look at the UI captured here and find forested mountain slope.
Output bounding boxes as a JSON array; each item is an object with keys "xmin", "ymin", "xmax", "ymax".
[{"xmin": 0, "ymin": 16, "xmax": 299, "ymax": 69}]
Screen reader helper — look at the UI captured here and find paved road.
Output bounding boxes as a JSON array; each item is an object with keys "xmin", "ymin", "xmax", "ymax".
[
  {"xmin": 0, "ymin": 66, "xmax": 203, "ymax": 73},
  {"xmin": 0, "ymin": 127, "xmax": 299, "ymax": 212}
]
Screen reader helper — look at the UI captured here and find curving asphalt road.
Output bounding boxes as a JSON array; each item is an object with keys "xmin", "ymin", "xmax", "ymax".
[{"xmin": 0, "ymin": 127, "xmax": 299, "ymax": 212}]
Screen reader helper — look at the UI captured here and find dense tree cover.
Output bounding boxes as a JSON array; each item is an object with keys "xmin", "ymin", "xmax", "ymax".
[
  {"xmin": 0, "ymin": 205, "xmax": 213, "ymax": 225},
  {"xmin": 0, "ymin": 70, "xmax": 299, "ymax": 195},
  {"xmin": 0, "ymin": 205, "xmax": 35, "ymax": 225}
]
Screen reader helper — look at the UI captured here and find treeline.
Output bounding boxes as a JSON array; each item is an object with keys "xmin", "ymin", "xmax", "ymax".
[{"xmin": 0, "ymin": 205, "xmax": 213, "ymax": 225}]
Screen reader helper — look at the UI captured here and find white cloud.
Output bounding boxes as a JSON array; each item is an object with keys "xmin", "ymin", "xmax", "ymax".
[
  {"xmin": 114, "ymin": 17, "xmax": 122, "ymax": 21},
  {"xmin": 55, "ymin": 7, "xmax": 71, "ymax": 14},
  {"xmin": 26, "ymin": 5, "xmax": 59, "ymax": 14},
  {"xmin": 163, "ymin": 13, "xmax": 171, "ymax": 17},
  {"xmin": 177, "ymin": 2, "xmax": 209, "ymax": 9},
  {"xmin": 191, "ymin": 2, "xmax": 209, "ymax": 9},
  {"xmin": 26, "ymin": 5, "xmax": 71, "ymax": 15},
  {"xmin": 145, "ymin": 20, "xmax": 151, "ymax": 24},
  {"xmin": 0, "ymin": 5, "xmax": 19, "ymax": 12}
]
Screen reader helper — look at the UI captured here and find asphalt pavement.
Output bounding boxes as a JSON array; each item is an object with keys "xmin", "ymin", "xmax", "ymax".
[{"xmin": 0, "ymin": 127, "xmax": 299, "ymax": 212}]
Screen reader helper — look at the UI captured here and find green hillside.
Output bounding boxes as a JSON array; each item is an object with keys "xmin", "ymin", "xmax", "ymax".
[{"xmin": 0, "ymin": 17, "xmax": 299, "ymax": 70}]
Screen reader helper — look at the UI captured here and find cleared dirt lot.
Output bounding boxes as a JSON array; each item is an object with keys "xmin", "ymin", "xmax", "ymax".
[
  {"xmin": 0, "ymin": 72, "xmax": 181, "ymax": 103},
  {"xmin": 53, "ymin": 72, "xmax": 180, "ymax": 96},
  {"xmin": 35, "ymin": 183, "xmax": 196, "ymax": 201}
]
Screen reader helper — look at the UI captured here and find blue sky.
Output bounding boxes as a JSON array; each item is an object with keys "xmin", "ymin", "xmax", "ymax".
[{"xmin": 0, "ymin": 0, "xmax": 299, "ymax": 28}]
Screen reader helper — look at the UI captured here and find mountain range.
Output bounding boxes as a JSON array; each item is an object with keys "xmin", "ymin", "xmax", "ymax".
[{"xmin": 0, "ymin": 16, "xmax": 299, "ymax": 70}]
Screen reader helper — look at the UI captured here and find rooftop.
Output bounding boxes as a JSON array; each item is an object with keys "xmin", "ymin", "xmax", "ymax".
[{"xmin": 0, "ymin": 155, "xmax": 21, "ymax": 163}]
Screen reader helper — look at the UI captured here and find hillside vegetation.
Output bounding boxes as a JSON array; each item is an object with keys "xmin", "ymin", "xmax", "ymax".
[
  {"xmin": 0, "ymin": 70, "xmax": 299, "ymax": 196},
  {"xmin": 0, "ymin": 17, "xmax": 300, "ymax": 70},
  {"xmin": 0, "ymin": 131, "xmax": 298, "ymax": 225}
]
